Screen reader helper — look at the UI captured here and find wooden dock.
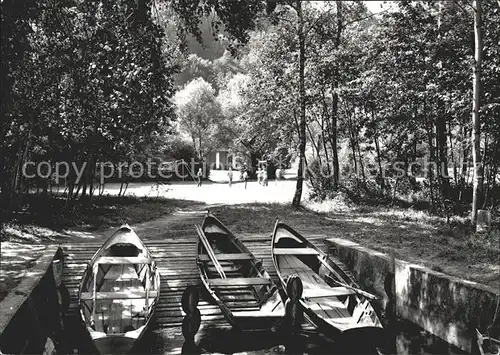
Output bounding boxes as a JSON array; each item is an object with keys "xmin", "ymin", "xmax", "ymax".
[{"xmin": 60, "ymin": 212, "xmax": 341, "ymax": 354}]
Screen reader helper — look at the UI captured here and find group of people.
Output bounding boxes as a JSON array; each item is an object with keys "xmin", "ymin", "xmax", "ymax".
[
  {"xmin": 256, "ymin": 167, "xmax": 268, "ymax": 186},
  {"xmin": 196, "ymin": 166, "xmax": 273, "ymax": 188},
  {"xmin": 227, "ymin": 167, "xmax": 268, "ymax": 189}
]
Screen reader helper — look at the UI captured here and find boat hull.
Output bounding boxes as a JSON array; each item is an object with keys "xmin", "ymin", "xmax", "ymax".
[
  {"xmin": 77, "ymin": 225, "xmax": 160, "ymax": 354},
  {"xmin": 303, "ymin": 309, "xmax": 384, "ymax": 347},
  {"xmin": 93, "ymin": 335, "xmax": 138, "ymax": 355},
  {"xmin": 271, "ymin": 221, "xmax": 384, "ymax": 346},
  {"xmin": 197, "ymin": 215, "xmax": 285, "ymax": 333},
  {"xmin": 200, "ymin": 270, "xmax": 284, "ymax": 332}
]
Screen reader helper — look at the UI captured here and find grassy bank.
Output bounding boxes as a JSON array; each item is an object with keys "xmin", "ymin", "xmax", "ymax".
[
  {"xmin": 210, "ymin": 203, "xmax": 499, "ymax": 288},
  {"xmin": 0, "ymin": 194, "xmax": 202, "ymax": 302},
  {"xmin": 1, "ymin": 191, "xmax": 497, "ymax": 299},
  {"xmin": 1, "ymin": 194, "xmax": 201, "ymax": 243}
]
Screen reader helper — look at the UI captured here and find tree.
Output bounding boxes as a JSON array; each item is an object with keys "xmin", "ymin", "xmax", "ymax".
[
  {"xmin": 471, "ymin": 0, "xmax": 483, "ymax": 222},
  {"xmin": 1, "ymin": 0, "xmax": 177, "ymax": 203},
  {"xmin": 292, "ymin": 0, "xmax": 307, "ymax": 207},
  {"xmin": 174, "ymin": 78, "xmax": 223, "ymax": 160}
]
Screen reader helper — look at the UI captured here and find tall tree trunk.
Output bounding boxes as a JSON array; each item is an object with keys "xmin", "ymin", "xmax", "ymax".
[
  {"xmin": 448, "ymin": 121, "xmax": 458, "ymax": 186},
  {"xmin": 329, "ymin": 1, "xmax": 343, "ymax": 190},
  {"xmin": 322, "ymin": 134, "xmax": 331, "ymax": 175},
  {"xmin": 306, "ymin": 121, "xmax": 321, "ymax": 164},
  {"xmin": 346, "ymin": 110, "xmax": 358, "ymax": 176},
  {"xmin": 356, "ymin": 132, "xmax": 365, "ymax": 183},
  {"xmin": 330, "ymin": 93, "xmax": 340, "ymax": 189},
  {"xmin": 375, "ymin": 134, "xmax": 385, "ymax": 194},
  {"xmin": 482, "ymin": 134, "xmax": 496, "ymax": 208},
  {"xmin": 489, "ymin": 137, "xmax": 499, "ymax": 208},
  {"xmin": 459, "ymin": 124, "xmax": 469, "ymax": 201},
  {"xmin": 292, "ymin": 0, "xmax": 306, "ymax": 207},
  {"xmin": 371, "ymin": 106, "xmax": 385, "ymax": 194},
  {"xmin": 435, "ymin": 1, "xmax": 450, "ymax": 202},
  {"xmin": 471, "ymin": 0, "xmax": 483, "ymax": 223},
  {"xmin": 320, "ymin": 91, "xmax": 332, "ymax": 176},
  {"xmin": 436, "ymin": 114, "xmax": 449, "ymax": 199},
  {"xmin": 426, "ymin": 102, "xmax": 436, "ymax": 210}
]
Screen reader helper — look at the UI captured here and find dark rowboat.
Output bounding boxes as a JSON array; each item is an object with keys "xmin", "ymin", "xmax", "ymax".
[
  {"xmin": 78, "ymin": 225, "xmax": 160, "ymax": 354},
  {"xmin": 196, "ymin": 214, "xmax": 285, "ymax": 331},
  {"xmin": 271, "ymin": 220, "xmax": 384, "ymax": 348}
]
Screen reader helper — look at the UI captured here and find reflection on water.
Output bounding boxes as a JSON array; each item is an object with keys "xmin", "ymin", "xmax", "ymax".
[
  {"xmin": 70, "ymin": 310, "xmax": 468, "ymax": 355},
  {"xmin": 182, "ymin": 340, "xmax": 201, "ymax": 355},
  {"xmin": 72, "ymin": 300, "xmax": 469, "ymax": 355},
  {"xmin": 172, "ymin": 313, "xmax": 466, "ymax": 355}
]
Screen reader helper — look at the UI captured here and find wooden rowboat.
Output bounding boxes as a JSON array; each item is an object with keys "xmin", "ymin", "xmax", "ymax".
[
  {"xmin": 271, "ymin": 220, "xmax": 384, "ymax": 348},
  {"xmin": 196, "ymin": 214, "xmax": 285, "ymax": 331},
  {"xmin": 78, "ymin": 225, "xmax": 160, "ymax": 354}
]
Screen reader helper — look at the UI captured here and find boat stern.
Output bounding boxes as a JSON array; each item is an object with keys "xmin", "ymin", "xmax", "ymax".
[
  {"xmin": 93, "ymin": 335, "xmax": 137, "ymax": 355},
  {"xmin": 89, "ymin": 325, "xmax": 147, "ymax": 354}
]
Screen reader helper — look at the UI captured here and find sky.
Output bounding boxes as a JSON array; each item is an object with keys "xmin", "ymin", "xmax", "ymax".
[
  {"xmin": 364, "ymin": 1, "xmax": 393, "ymax": 14},
  {"xmin": 311, "ymin": 1, "xmax": 395, "ymax": 14}
]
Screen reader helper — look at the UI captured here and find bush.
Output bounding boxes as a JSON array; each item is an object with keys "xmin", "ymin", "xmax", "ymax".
[
  {"xmin": 163, "ymin": 137, "xmax": 196, "ymax": 163},
  {"xmin": 306, "ymin": 159, "xmax": 338, "ymax": 201}
]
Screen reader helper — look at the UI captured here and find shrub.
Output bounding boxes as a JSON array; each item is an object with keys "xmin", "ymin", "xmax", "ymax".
[{"xmin": 306, "ymin": 159, "xmax": 338, "ymax": 201}]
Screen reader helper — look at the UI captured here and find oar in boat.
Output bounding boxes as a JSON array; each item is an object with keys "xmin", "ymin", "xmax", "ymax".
[
  {"xmin": 316, "ymin": 257, "xmax": 378, "ymax": 301},
  {"xmin": 195, "ymin": 224, "xmax": 226, "ymax": 279},
  {"xmin": 196, "ymin": 215, "xmax": 286, "ymax": 332}
]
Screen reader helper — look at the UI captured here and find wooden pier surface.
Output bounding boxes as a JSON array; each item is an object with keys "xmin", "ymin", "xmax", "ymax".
[{"xmin": 60, "ymin": 212, "xmax": 338, "ymax": 354}]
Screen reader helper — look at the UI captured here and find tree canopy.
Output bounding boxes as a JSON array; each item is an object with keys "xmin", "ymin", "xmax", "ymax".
[{"xmin": 2, "ymin": 0, "xmax": 499, "ymax": 216}]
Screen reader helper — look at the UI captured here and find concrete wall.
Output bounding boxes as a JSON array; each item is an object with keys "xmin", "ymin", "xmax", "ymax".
[
  {"xmin": 0, "ymin": 246, "xmax": 65, "ymax": 355},
  {"xmin": 325, "ymin": 238, "xmax": 499, "ymax": 353}
]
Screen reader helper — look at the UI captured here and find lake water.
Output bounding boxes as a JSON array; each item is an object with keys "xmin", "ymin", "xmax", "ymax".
[{"xmin": 133, "ymin": 312, "xmax": 467, "ymax": 355}]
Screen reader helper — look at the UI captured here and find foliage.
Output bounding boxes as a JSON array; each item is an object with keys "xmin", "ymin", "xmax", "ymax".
[
  {"xmin": 306, "ymin": 158, "xmax": 337, "ymax": 201},
  {"xmin": 174, "ymin": 77, "xmax": 226, "ymax": 159},
  {"xmin": 1, "ymin": 0, "xmax": 178, "ymax": 203},
  {"xmin": 2, "ymin": 0, "xmax": 500, "ymax": 217}
]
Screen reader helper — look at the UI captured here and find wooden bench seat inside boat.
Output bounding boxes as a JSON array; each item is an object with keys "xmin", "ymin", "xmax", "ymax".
[
  {"xmin": 199, "ymin": 253, "xmax": 253, "ymax": 261},
  {"xmin": 94, "ymin": 300, "xmax": 147, "ymax": 334},
  {"xmin": 87, "ymin": 264, "xmax": 155, "ymax": 334},
  {"xmin": 232, "ymin": 310, "xmax": 282, "ymax": 317},
  {"xmin": 278, "ymin": 254, "xmax": 352, "ymax": 323},
  {"xmin": 273, "ymin": 248, "xmax": 320, "ymax": 255},
  {"xmin": 209, "ymin": 277, "xmax": 272, "ymax": 287},
  {"xmin": 206, "ymin": 264, "xmax": 243, "ymax": 273},
  {"xmin": 97, "ymin": 256, "xmax": 152, "ymax": 264},
  {"xmin": 81, "ymin": 290, "xmax": 158, "ymax": 300}
]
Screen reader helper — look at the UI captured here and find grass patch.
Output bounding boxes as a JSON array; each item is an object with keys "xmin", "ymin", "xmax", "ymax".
[
  {"xmin": 1, "ymin": 194, "xmax": 201, "ymax": 240},
  {"xmin": 210, "ymin": 202, "xmax": 499, "ymax": 287},
  {"xmin": 209, "ymin": 203, "xmax": 340, "ymax": 234}
]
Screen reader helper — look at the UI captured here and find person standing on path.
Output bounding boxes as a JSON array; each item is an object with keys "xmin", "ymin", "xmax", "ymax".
[
  {"xmin": 196, "ymin": 168, "xmax": 203, "ymax": 187},
  {"xmin": 243, "ymin": 170, "xmax": 248, "ymax": 189},
  {"xmin": 262, "ymin": 169, "xmax": 268, "ymax": 187},
  {"xmin": 228, "ymin": 167, "xmax": 233, "ymax": 187},
  {"xmin": 275, "ymin": 168, "xmax": 281, "ymax": 185}
]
